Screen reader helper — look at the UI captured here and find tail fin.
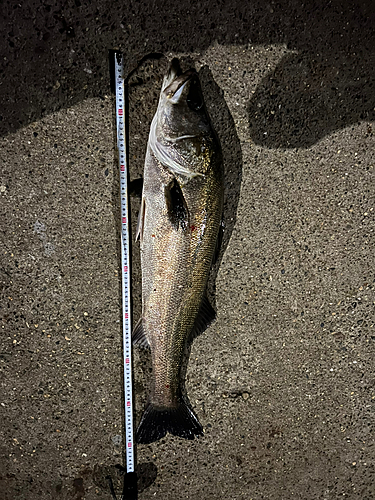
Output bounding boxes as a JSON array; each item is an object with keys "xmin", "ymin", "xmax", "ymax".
[{"xmin": 136, "ymin": 400, "xmax": 203, "ymax": 444}]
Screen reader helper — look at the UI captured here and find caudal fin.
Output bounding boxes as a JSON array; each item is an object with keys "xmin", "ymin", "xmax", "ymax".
[{"xmin": 136, "ymin": 400, "xmax": 203, "ymax": 444}]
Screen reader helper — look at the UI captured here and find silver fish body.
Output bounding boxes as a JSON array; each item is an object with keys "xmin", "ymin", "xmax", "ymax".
[{"xmin": 134, "ymin": 59, "xmax": 224, "ymax": 444}]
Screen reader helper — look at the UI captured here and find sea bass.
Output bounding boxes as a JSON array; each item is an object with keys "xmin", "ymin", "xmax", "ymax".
[{"xmin": 134, "ymin": 59, "xmax": 224, "ymax": 444}]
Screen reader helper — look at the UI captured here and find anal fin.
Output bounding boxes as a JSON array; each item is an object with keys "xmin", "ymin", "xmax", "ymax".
[{"xmin": 132, "ymin": 317, "xmax": 150, "ymax": 349}]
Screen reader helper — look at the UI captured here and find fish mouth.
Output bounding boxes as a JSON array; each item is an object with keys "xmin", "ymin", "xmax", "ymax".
[
  {"xmin": 164, "ymin": 58, "xmax": 182, "ymax": 85},
  {"xmin": 164, "ymin": 62, "xmax": 203, "ymax": 110},
  {"xmin": 164, "ymin": 70, "xmax": 196, "ymax": 100}
]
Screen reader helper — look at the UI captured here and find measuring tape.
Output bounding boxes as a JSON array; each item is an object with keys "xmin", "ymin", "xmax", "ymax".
[{"xmin": 114, "ymin": 54, "xmax": 135, "ymax": 474}]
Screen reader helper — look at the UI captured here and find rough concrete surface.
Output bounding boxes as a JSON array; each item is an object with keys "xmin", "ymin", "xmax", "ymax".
[{"xmin": 1, "ymin": 1, "xmax": 374, "ymax": 499}]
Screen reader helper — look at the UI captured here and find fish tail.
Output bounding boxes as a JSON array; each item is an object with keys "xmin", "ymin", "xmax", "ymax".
[{"xmin": 136, "ymin": 400, "xmax": 203, "ymax": 444}]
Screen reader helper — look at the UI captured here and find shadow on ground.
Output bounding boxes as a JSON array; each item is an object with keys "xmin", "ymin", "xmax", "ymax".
[
  {"xmin": 1, "ymin": 0, "xmax": 374, "ymax": 146},
  {"xmin": 92, "ymin": 462, "xmax": 157, "ymax": 495},
  {"xmin": 248, "ymin": 51, "xmax": 375, "ymax": 148}
]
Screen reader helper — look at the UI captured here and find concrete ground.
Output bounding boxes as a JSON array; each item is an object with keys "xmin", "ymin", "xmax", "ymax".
[{"xmin": 1, "ymin": 1, "xmax": 374, "ymax": 499}]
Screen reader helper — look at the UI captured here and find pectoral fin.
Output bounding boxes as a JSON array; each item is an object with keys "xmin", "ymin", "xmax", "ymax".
[{"xmin": 165, "ymin": 178, "xmax": 189, "ymax": 231}]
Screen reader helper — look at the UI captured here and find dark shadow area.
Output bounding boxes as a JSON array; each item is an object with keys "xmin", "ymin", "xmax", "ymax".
[
  {"xmin": 1, "ymin": 0, "xmax": 374, "ymax": 144},
  {"xmin": 93, "ymin": 462, "xmax": 157, "ymax": 494},
  {"xmin": 199, "ymin": 65, "xmax": 243, "ymax": 309},
  {"xmin": 248, "ymin": 51, "xmax": 375, "ymax": 148}
]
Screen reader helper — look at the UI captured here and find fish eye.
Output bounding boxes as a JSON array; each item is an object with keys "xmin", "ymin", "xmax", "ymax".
[{"xmin": 187, "ymin": 77, "xmax": 203, "ymax": 111}]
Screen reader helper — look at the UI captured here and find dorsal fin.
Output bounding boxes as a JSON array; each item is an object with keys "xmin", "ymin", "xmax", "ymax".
[{"xmin": 190, "ymin": 293, "xmax": 216, "ymax": 341}]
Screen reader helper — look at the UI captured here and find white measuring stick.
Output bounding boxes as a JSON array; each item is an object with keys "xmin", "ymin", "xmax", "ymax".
[{"xmin": 115, "ymin": 54, "xmax": 135, "ymax": 473}]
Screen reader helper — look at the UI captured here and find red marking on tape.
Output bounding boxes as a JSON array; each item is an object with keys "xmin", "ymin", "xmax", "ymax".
[
  {"xmin": 124, "ymin": 265, "xmax": 128, "ymax": 272},
  {"xmin": 118, "ymin": 109, "xmax": 123, "ymax": 116},
  {"xmin": 127, "ymin": 401, "xmax": 131, "ymax": 407},
  {"xmin": 125, "ymin": 357, "xmax": 130, "ymax": 364},
  {"xmin": 122, "ymin": 217, "xmax": 127, "ymax": 223},
  {"xmin": 128, "ymin": 442, "xmax": 132, "ymax": 448},
  {"xmin": 120, "ymin": 165, "xmax": 125, "ymax": 171},
  {"xmin": 125, "ymin": 313, "xmax": 129, "ymax": 319}
]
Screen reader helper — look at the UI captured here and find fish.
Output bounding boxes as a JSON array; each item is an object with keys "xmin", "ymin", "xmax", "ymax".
[{"xmin": 134, "ymin": 59, "xmax": 224, "ymax": 444}]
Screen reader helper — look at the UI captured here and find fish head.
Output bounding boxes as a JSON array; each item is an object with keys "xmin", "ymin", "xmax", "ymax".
[
  {"xmin": 157, "ymin": 59, "xmax": 211, "ymax": 140},
  {"xmin": 149, "ymin": 59, "xmax": 222, "ymax": 180}
]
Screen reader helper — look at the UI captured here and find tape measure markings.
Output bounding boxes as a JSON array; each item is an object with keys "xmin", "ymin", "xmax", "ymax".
[{"xmin": 115, "ymin": 54, "xmax": 135, "ymax": 473}]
